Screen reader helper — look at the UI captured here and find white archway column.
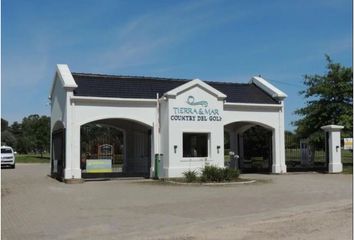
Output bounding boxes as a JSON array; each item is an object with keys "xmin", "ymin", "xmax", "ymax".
[
  {"xmin": 71, "ymin": 121, "xmax": 82, "ymax": 178},
  {"xmin": 150, "ymin": 124, "xmax": 156, "ymax": 177},
  {"xmin": 64, "ymin": 96, "xmax": 82, "ymax": 181},
  {"xmin": 272, "ymin": 125, "xmax": 287, "ymax": 173}
]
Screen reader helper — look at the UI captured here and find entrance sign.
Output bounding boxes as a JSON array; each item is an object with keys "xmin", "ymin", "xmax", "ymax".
[
  {"xmin": 86, "ymin": 159, "xmax": 112, "ymax": 173},
  {"xmin": 343, "ymin": 138, "xmax": 353, "ymax": 150},
  {"xmin": 170, "ymin": 96, "xmax": 222, "ymax": 122}
]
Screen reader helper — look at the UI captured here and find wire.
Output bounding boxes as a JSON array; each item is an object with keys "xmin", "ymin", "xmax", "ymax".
[{"xmin": 267, "ymin": 79, "xmax": 304, "ymax": 88}]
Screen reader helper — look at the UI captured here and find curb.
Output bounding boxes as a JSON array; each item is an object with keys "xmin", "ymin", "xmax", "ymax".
[{"xmin": 164, "ymin": 179, "xmax": 256, "ymax": 186}]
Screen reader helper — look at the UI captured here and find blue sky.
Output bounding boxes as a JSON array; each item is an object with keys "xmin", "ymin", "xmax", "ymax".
[{"xmin": 2, "ymin": 0, "xmax": 352, "ymax": 131}]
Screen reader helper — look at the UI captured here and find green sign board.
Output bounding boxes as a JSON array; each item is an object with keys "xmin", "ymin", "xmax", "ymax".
[{"xmin": 86, "ymin": 159, "xmax": 112, "ymax": 173}]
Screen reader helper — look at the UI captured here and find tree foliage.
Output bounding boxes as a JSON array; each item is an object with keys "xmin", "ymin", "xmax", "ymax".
[
  {"xmin": 1, "ymin": 118, "xmax": 9, "ymax": 131},
  {"xmin": 285, "ymin": 131, "xmax": 300, "ymax": 149},
  {"xmin": 21, "ymin": 115, "xmax": 50, "ymax": 155},
  {"xmin": 294, "ymin": 55, "xmax": 353, "ymax": 139},
  {"xmin": 1, "ymin": 130, "xmax": 16, "ymax": 147},
  {"xmin": 243, "ymin": 126, "xmax": 272, "ymax": 160},
  {"xmin": 1, "ymin": 115, "xmax": 50, "ymax": 155}
]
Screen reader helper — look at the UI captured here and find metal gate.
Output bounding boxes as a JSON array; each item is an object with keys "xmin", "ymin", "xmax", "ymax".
[
  {"xmin": 240, "ymin": 126, "xmax": 273, "ymax": 173},
  {"xmin": 285, "ymin": 132, "xmax": 327, "ymax": 171}
]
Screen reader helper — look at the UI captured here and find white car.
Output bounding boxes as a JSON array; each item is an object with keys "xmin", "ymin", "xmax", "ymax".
[{"xmin": 1, "ymin": 146, "xmax": 16, "ymax": 169}]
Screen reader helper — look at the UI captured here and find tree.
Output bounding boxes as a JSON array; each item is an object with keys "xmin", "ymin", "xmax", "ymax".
[
  {"xmin": 21, "ymin": 115, "xmax": 50, "ymax": 156},
  {"xmin": 285, "ymin": 131, "xmax": 300, "ymax": 149},
  {"xmin": 243, "ymin": 126, "xmax": 272, "ymax": 161},
  {"xmin": 293, "ymin": 55, "xmax": 353, "ymax": 140},
  {"xmin": 1, "ymin": 118, "xmax": 16, "ymax": 147},
  {"xmin": 0, "ymin": 115, "xmax": 50, "ymax": 154},
  {"xmin": 1, "ymin": 130, "xmax": 16, "ymax": 147},
  {"xmin": 1, "ymin": 118, "xmax": 9, "ymax": 131}
]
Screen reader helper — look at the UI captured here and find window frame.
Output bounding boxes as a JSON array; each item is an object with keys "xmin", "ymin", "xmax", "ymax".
[{"xmin": 182, "ymin": 132, "xmax": 210, "ymax": 159}]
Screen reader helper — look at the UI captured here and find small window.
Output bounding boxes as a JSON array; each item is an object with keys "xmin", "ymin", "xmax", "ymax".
[{"xmin": 183, "ymin": 133, "xmax": 208, "ymax": 157}]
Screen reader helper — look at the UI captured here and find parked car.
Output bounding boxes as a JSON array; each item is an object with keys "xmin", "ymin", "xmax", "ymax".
[{"xmin": 1, "ymin": 146, "xmax": 16, "ymax": 169}]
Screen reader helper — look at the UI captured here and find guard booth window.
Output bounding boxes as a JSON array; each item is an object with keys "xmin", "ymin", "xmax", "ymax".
[{"xmin": 183, "ymin": 133, "xmax": 208, "ymax": 157}]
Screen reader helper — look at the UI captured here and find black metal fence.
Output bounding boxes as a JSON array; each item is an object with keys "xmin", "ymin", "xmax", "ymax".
[{"xmin": 285, "ymin": 132, "xmax": 327, "ymax": 171}]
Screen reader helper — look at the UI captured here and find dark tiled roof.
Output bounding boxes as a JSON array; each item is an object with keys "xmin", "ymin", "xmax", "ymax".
[{"xmin": 72, "ymin": 73, "xmax": 279, "ymax": 104}]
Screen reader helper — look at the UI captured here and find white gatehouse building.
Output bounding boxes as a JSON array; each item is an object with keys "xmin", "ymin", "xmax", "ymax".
[{"xmin": 50, "ymin": 64, "xmax": 287, "ymax": 182}]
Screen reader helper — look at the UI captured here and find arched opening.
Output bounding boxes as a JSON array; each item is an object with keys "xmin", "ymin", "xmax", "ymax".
[
  {"xmin": 51, "ymin": 121, "xmax": 65, "ymax": 179},
  {"xmin": 80, "ymin": 118, "xmax": 152, "ymax": 178},
  {"xmin": 225, "ymin": 121, "xmax": 273, "ymax": 173}
]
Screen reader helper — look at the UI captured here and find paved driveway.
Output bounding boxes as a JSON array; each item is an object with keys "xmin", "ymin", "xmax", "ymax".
[{"xmin": 1, "ymin": 164, "xmax": 352, "ymax": 240}]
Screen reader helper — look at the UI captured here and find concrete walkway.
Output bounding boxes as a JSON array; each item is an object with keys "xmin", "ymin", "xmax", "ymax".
[{"xmin": 1, "ymin": 164, "xmax": 352, "ymax": 240}]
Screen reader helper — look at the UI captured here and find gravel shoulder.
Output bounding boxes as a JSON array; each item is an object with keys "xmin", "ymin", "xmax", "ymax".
[{"xmin": 1, "ymin": 164, "xmax": 352, "ymax": 240}]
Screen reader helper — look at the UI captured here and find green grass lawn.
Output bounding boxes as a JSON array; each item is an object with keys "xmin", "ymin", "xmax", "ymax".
[
  {"xmin": 342, "ymin": 150, "xmax": 353, "ymax": 174},
  {"xmin": 286, "ymin": 149, "xmax": 352, "ymax": 174},
  {"xmin": 342, "ymin": 150, "xmax": 353, "ymax": 163},
  {"xmin": 16, "ymin": 153, "xmax": 50, "ymax": 163},
  {"xmin": 342, "ymin": 165, "xmax": 352, "ymax": 174}
]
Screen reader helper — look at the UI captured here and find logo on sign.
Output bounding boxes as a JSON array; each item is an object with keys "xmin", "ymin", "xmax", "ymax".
[{"xmin": 186, "ymin": 96, "xmax": 208, "ymax": 107}]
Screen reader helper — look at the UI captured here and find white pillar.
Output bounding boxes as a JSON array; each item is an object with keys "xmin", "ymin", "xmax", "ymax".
[
  {"xmin": 272, "ymin": 129, "xmax": 280, "ymax": 173},
  {"xmin": 279, "ymin": 107, "xmax": 287, "ymax": 173},
  {"xmin": 150, "ymin": 125, "xmax": 155, "ymax": 178},
  {"xmin": 70, "ymin": 121, "xmax": 82, "ymax": 179},
  {"xmin": 152, "ymin": 124, "xmax": 159, "ymax": 177},
  {"xmin": 321, "ymin": 125, "xmax": 344, "ymax": 173},
  {"xmin": 271, "ymin": 104, "xmax": 287, "ymax": 174},
  {"xmin": 64, "ymin": 92, "xmax": 82, "ymax": 181},
  {"xmin": 64, "ymin": 92, "xmax": 73, "ymax": 179},
  {"xmin": 272, "ymin": 128, "xmax": 287, "ymax": 173}
]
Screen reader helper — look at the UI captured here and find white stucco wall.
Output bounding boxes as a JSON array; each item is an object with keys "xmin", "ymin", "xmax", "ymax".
[
  {"xmin": 50, "ymin": 74, "xmax": 67, "ymax": 130},
  {"xmin": 50, "ymin": 73, "xmax": 67, "ymax": 178},
  {"xmin": 223, "ymin": 103, "xmax": 287, "ymax": 173},
  {"xmin": 161, "ymin": 85, "xmax": 225, "ymax": 177},
  {"xmin": 159, "ymin": 98, "xmax": 170, "ymax": 176},
  {"xmin": 224, "ymin": 104, "xmax": 281, "ymax": 129},
  {"xmin": 65, "ymin": 98, "xmax": 157, "ymax": 179}
]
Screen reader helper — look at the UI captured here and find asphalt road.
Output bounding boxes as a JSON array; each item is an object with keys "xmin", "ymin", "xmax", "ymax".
[{"xmin": 1, "ymin": 164, "xmax": 352, "ymax": 240}]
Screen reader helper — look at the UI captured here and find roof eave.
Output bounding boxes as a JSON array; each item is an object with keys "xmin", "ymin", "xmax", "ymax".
[
  {"xmin": 249, "ymin": 76, "xmax": 287, "ymax": 101},
  {"xmin": 49, "ymin": 64, "xmax": 78, "ymax": 99}
]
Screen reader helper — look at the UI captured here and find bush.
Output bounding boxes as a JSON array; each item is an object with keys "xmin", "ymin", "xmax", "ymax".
[
  {"xmin": 222, "ymin": 168, "xmax": 240, "ymax": 181},
  {"xmin": 183, "ymin": 170, "xmax": 198, "ymax": 182},
  {"xmin": 201, "ymin": 165, "xmax": 240, "ymax": 182},
  {"xmin": 201, "ymin": 165, "xmax": 222, "ymax": 182}
]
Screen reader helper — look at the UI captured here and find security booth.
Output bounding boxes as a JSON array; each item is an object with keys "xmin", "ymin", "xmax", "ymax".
[{"xmin": 49, "ymin": 64, "xmax": 287, "ymax": 182}]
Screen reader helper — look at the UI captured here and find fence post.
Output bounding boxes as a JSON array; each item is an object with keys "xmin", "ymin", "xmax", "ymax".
[{"xmin": 321, "ymin": 125, "xmax": 344, "ymax": 173}]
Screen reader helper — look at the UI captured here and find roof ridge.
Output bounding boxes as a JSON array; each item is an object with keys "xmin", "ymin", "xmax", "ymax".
[
  {"xmin": 71, "ymin": 72, "xmax": 191, "ymax": 82},
  {"xmin": 207, "ymin": 80, "xmax": 249, "ymax": 85},
  {"xmin": 71, "ymin": 72, "xmax": 250, "ymax": 85}
]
